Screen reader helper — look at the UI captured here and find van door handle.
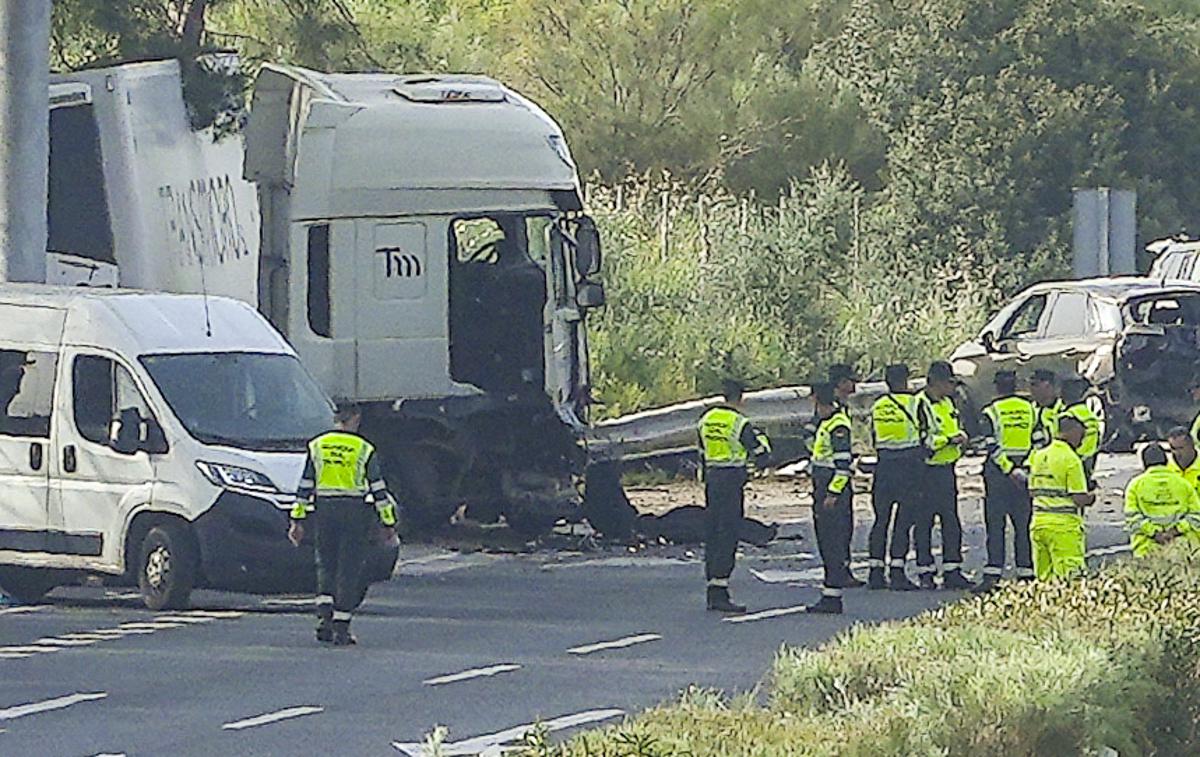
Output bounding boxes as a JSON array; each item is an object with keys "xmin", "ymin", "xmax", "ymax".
[
  {"xmin": 63, "ymin": 445, "xmax": 77, "ymax": 474},
  {"xmin": 29, "ymin": 442, "xmax": 43, "ymax": 472}
]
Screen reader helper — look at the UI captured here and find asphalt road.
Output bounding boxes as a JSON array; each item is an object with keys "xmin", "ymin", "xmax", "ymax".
[{"xmin": 0, "ymin": 455, "xmax": 1139, "ymax": 757}]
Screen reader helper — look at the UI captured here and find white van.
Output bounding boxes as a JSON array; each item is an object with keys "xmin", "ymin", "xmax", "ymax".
[{"xmin": 0, "ymin": 285, "xmax": 398, "ymax": 609}]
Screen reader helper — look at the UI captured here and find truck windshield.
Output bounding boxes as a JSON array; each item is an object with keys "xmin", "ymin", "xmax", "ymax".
[{"xmin": 140, "ymin": 352, "xmax": 333, "ymax": 452}]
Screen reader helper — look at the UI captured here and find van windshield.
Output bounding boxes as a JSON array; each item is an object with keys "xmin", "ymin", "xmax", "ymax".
[{"xmin": 140, "ymin": 352, "xmax": 333, "ymax": 452}]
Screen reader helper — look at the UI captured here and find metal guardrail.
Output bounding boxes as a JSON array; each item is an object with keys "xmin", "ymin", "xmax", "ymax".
[{"xmin": 584, "ymin": 381, "xmax": 896, "ymax": 467}]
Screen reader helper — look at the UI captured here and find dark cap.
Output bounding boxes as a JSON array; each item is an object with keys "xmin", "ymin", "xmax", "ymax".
[
  {"xmin": 333, "ymin": 400, "xmax": 362, "ymax": 421},
  {"xmin": 993, "ymin": 369, "xmax": 1018, "ymax": 385},
  {"xmin": 927, "ymin": 360, "xmax": 955, "ymax": 383},
  {"xmin": 828, "ymin": 363, "xmax": 860, "ymax": 384},
  {"xmin": 1058, "ymin": 415, "xmax": 1084, "ymax": 433},
  {"xmin": 1030, "ymin": 369, "xmax": 1057, "ymax": 384},
  {"xmin": 813, "ymin": 382, "xmax": 836, "ymax": 406}
]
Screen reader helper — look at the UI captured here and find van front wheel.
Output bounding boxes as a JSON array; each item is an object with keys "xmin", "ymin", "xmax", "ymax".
[{"xmin": 137, "ymin": 524, "xmax": 198, "ymax": 611}]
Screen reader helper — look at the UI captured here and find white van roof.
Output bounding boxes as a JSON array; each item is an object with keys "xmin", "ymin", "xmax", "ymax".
[{"xmin": 0, "ymin": 285, "xmax": 292, "ymax": 355}]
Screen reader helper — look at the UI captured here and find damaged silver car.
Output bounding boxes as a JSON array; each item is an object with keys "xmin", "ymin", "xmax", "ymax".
[{"xmin": 950, "ymin": 277, "xmax": 1200, "ymax": 449}]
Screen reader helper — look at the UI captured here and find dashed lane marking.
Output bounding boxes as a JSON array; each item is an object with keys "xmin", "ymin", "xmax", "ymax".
[
  {"xmin": 181, "ymin": 610, "xmax": 245, "ymax": 619},
  {"xmin": 392, "ymin": 708, "xmax": 624, "ymax": 756},
  {"xmin": 0, "ymin": 605, "xmax": 46, "ymax": 616},
  {"xmin": 1088, "ymin": 544, "xmax": 1131, "ymax": 558},
  {"xmin": 222, "ymin": 706, "xmax": 324, "ymax": 731},
  {"xmin": 568, "ymin": 634, "xmax": 662, "ymax": 656},
  {"xmin": 33, "ymin": 637, "xmax": 99, "ymax": 647},
  {"xmin": 260, "ymin": 597, "xmax": 316, "ymax": 607},
  {"xmin": 117, "ymin": 622, "xmax": 187, "ymax": 631},
  {"xmin": 723, "ymin": 605, "xmax": 809, "ymax": 624},
  {"xmin": 0, "ymin": 692, "xmax": 107, "ymax": 721},
  {"xmin": 151, "ymin": 615, "xmax": 215, "ymax": 625},
  {"xmin": 423, "ymin": 664, "xmax": 522, "ymax": 686},
  {"xmin": 0, "ymin": 645, "xmax": 63, "ymax": 654},
  {"xmin": 0, "ymin": 610, "xmax": 244, "ymax": 662}
]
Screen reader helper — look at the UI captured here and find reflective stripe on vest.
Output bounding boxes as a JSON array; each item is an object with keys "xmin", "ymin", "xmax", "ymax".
[
  {"xmin": 310, "ymin": 432, "xmax": 374, "ymax": 497},
  {"xmin": 698, "ymin": 407, "xmax": 750, "ymax": 467}
]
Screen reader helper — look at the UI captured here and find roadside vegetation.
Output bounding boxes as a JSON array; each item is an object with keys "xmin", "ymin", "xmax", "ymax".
[
  {"xmin": 51, "ymin": 0, "xmax": 1200, "ymax": 413},
  {"xmin": 512, "ymin": 545, "xmax": 1200, "ymax": 756}
]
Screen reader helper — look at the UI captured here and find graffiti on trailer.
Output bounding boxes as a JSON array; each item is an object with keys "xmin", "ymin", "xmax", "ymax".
[{"xmin": 158, "ymin": 175, "xmax": 252, "ymax": 266}]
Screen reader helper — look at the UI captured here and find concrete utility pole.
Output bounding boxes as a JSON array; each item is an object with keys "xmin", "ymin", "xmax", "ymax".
[{"xmin": 0, "ymin": 0, "xmax": 50, "ymax": 283}]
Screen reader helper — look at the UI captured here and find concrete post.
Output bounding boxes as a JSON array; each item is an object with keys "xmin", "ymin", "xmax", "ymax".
[{"xmin": 0, "ymin": 0, "xmax": 50, "ymax": 283}]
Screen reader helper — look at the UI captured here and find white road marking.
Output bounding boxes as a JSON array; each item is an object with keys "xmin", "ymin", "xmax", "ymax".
[
  {"xmin": 56, "ymin": 633, "xmax": 123, "ymax": 641},
  {"xmin": 1088, "ymin": 544, "xmax": 1131, "ymax": 558},
  {"xmin": 181, "ymin": 610, "xmax": 245, "ymax": 619},
  {"xmin": 103, "ymin": 592, "xmax": 142, "ymax": 601},
  {"xmin": 0, "ymin": 692, "xmax": 107, "ymax": 721},
  {"xmin": 423, "ymin": 664, "xmax": 522, "ymax": 686},
  {"xmin": 568, "ymin": 634, "xmax": 661, "ymax": 656},
  {"xmin": 0, "ymin": 605, "xmax": 46, "ymax": 616},
  {"xmin": 723, "ymin": 605, "xmax": 809, "ymax": 624},
  {"xmin": 260, "ymin": 597, "xmax": 315, "ymax": 607},
  {"xmin": 0, "ymin": 645, "xmax": 63, "ymax": 654},
  {"xmin": 222, "ymin": 706, "xmax": 324, "ymax": 731},
  {"xmin": 34, "ymin": 637, "xmax": 99, "ymax": 647},
  {"xmin": 749, "ymin": 567, "xmax": 819, "ymax": 584},
  {"xmin": 392, "ymin": 708, "xmax": 624, "ymax": 756},
  {"xmin": 153, "ymin": 615, "xmax": 215, "ymax": 624},
  {"xmin": 0, "ymin": 653, "xmax": 32, "ymax": 660},
  {"xmin": 540, "ymin": 556, "xmax": 695, "ymax": 571}
]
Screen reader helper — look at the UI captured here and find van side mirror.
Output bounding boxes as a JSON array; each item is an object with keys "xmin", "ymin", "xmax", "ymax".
[
  {"xmin": 141, "ymin": 416, "xmax": 168, "ymax": 455},
  {"xmin": 110, "ymin": 408, "xmax": 141, "ymax": 455},
  {"xmin": 576, "ymin": 281, "xmax": 606, "ymax": 309},
  {"xmin": 574, "ymin": 216, "xmax": 602, "ymax": 277},
  {"xmin": 981, "ymin": 331, "xmax": 997, "ymax": 353}
]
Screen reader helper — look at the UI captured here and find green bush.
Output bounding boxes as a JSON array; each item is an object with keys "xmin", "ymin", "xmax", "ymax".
[{"xmin": 517, "ymin": 546, "xmax": 1200, "ymax": 756}]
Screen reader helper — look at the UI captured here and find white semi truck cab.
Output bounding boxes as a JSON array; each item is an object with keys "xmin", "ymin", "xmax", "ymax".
[{"xmin": 47, "ymin": 59, "xmax": 605, "ymax": 531}]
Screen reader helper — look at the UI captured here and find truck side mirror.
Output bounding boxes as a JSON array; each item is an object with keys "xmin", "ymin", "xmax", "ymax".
[
  {"xmin": 574, "ymin": 216, "xmax": 602, "ymax": 277},
  {"xmin": 576, "ymin": 281, "xmax": 606, "ymax": 309},
  {"xmin": 110, "ymin": 408, "xmax": 141, "ymax": 455}
]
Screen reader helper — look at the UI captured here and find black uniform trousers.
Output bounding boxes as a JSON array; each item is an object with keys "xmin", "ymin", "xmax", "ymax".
[
  {"xmin": 915, "ymin": 465, "xmax": 963, "ymax": 574},
  {"xmin": 704, "ymin": 467, "xmax": 746, "ymax": 583},
  {"xmin": 812, "ymin": 467, "xmax": 853, "ymax": 587},
  {"xmin": 870, "ymin": 449, "xmax": 926, "ymax": 569},
  {"xmin": 313, "ymin": 496, "xmax": 377, "ymax": 616},
  {"xmin": 982, "ymin": 465, "xmax": 1033, "ymax": 577}
]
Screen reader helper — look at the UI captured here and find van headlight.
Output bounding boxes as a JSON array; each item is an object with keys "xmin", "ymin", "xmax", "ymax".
[{"xmin": 196, "ymin": 461, "xmax": 279, "ymax": 493}]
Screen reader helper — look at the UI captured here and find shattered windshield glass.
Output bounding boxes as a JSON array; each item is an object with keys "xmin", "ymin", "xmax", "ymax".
[{"xmin": 141, "ymin": 352, "xmax": 333, "ymax": 452}]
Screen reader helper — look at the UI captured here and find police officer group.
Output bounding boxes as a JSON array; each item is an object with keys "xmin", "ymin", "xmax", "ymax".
[{"xmin": 696, "ymin": 361, "xmax": 1200, "ymax": 617}]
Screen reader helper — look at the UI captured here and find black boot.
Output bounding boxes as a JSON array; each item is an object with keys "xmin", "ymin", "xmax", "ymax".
[
  {"xmin": 970, "ymin": 575, "xmax": 1000, "ymax": 595},
  {"xmin": 806, "ymin": 593, "xmax": 843, "ymax": 615},
  {"xmin": 706, "ymin": 586, "xmax": 746, "ymax": 614},
  {"xmin": 837, "ymin": 571, "xmax": 866, "ymax": 589},
  {"xmin": 918, "ymin": 573, "xmax": 936, "ymax": 591},
  {"xmin": 868, "ymin": 568, "xmax": 887, "ymax": 590},
  {"xmin": 889, "ymin": 567, "xmax": 919, "ymax": 591},
  {"xmin": 315, "ymin": 608, "xmax": 333, "ymax": 643},
  {"xmin": 332, "ymin": 619, "xmax": 357, "ymax": 646},
  {"xmin": 943, "ymin": 570, "xmax": 975, "ymax": 590}
]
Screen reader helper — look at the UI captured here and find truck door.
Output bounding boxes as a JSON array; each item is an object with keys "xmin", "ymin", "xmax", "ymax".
[
  {"xmin": 51, "ymin": 350, "xmax": 156, "ymax": 563},
  {"xmin": 0, "ymin": 306, "xmax": 64, "ymax": 556}
]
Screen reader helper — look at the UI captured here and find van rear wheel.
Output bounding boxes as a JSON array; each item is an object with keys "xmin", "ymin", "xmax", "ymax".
[
  {"xmin": 0, "ymin": 566, "xmax": 57, "ymax": 604},
  {"xmin": 137, "ymin": 524, "xmax": 198, "ymax": 611}
]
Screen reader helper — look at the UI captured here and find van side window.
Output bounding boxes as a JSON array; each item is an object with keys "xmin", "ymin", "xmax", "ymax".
[
  {"xmin": 307, "ymin": 224, "xmax": 332, "ymax": 338},
  {"xmin": 0, "ymin": 350, "xmax": 57, "ymax": 439},
  {"xmin": 73, "ymin": 355, "xmax": 152, "ymax": 445}
]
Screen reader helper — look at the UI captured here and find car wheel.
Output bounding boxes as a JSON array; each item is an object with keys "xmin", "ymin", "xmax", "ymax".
[
  {"xmin": 137, "ymin": 523, "xmax": 198, "ymax": 611},
  {"xmin": 0, "ymin": 566, "xmax": 57, "ymax": 604}
]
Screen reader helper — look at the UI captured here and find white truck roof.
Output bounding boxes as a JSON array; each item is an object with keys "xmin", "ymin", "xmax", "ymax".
[
  {"xmin": 245, "ymin": 64, "xmax": 580, "ymax": 217},
  {"xmin": 0, "ymin": 286, "xmax": 291, "ymax": 355}
]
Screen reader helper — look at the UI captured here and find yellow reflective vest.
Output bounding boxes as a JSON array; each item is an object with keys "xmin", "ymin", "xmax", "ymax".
[
  {"xmin": 923, "ymin": 392, "xmax": 963, "ymax": 466},
  {"xmin": 871, "ymin": 393, "xmax": 927, "ymax": 452},
  {"xmin": 811, "ymin": 408, "xmax": 852, "ymax": 494},
  {"xmin": 1124, "ymin": 465, "xmax": 1200, "ymax": 557},
  {"xmin": 982, "ymin": 395, "xmax": 1036, "ymax": 474},
  {"xmin": 1028, "ymin": 440, "xmax": 1088, "ymax": 523},
  {"xmin": 1061, "ymin": 402, "xmax": 1101, "ymax": 463},
  {"xmin": 698, "ymin": 406, "xmax": 770, "ymax": 470},
  {"xmin": 291, "ymin": 431, "xmax": 396, "ymax": 526}
]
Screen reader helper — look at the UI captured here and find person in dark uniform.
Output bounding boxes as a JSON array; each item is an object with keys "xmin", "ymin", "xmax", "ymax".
[
  {"xmin": 806, "ymin": 382, "xmax": 855, "ymax": 614},
  {"xmin": 289, "ymin": 403, "xmax": 399, "ymax": 645},
  {"xmin": 827, "ymin": 363, "xmax": 864, "ymax": 588},
  {"xmin": 697, "ymin": 379, "xmax": 771, "ymax": 614}
]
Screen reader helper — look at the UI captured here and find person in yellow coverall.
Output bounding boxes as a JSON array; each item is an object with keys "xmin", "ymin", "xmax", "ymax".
[
  {"xmin": 1027, "ymin": 415, "xmax": 1095, "ymax": 580},
  {"xmin": 1125, "ymin": 443, "xmax": 1200, "ymax": 558}
]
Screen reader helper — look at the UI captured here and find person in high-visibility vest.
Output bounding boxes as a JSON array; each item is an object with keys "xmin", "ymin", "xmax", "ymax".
[
  {"xmin": 806, "ymin": 382, "xmax": 855, "ymax": 614},
  {"xmin": 915, "ymin": 361, "xmax": 972, "ymax": 589},
  {"xmin": 827, "ymin": 363, "xmax": 864, "ymax": 588},
  {"xmin": 1029, "ymin": 368, "xmax": 1062, "ymax": 448},
  {"xmin": 1168, "ymin": 426, "xmax": 1200, "ymax": 493},
  {"xmin": 1060, "ymin": 378, "xmax": 1101, "ymax": 486},
  {"xmin": 868, "ymin": 363, "xmax": 931, "ymax": 592},
  {"xmin": 974, "ymin": 370, "xmax": 1037, "ymax": 593},
  {"xmin": 697, "ymin": 379, "xmax": 771, "ymax": 613},
  {"xmin": 290, "ymin": 402, "xmax": 399, "ymax": 645},
  {"xmin": 1027, "ymin": 415, "xmax": 1095, "ymax": 580},
  {"xmin": 1124, "ymin": 443, "xmax": 1200, "ymax": 558}
]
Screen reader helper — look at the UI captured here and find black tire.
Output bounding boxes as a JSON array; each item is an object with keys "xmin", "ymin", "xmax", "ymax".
[
  {"xmin": 137, "ymin": 523, "xmax": 198, "ymax": 611},
  {"xmin": 0, "ymin": 566, "xmax": 57, "ymax": 604}
]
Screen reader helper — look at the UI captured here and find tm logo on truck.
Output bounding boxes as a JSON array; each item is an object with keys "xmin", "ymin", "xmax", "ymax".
[{"xmin": 379, "ymin": 247, "xmax": 423, "ymax": 279}]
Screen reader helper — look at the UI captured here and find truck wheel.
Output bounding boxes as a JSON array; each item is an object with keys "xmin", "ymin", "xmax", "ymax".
[
  {"xmin": 137, "ymin": 524, "xmax": 198, "ymax": 611},
  {"xmin": 0, "ymin": 566, "xmax": 57, "ymax": 604}
]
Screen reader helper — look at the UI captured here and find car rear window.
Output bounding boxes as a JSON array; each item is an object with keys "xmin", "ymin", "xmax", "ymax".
[{"xmin": 1127, "ymin": 294, "xmax": 1200, "ymax": 326}]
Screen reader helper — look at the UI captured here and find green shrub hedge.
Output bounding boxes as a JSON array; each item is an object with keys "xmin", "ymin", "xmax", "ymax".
[{"xmin": 518, "ymin": 547, "xmax": 1200, "ymax": 756}]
